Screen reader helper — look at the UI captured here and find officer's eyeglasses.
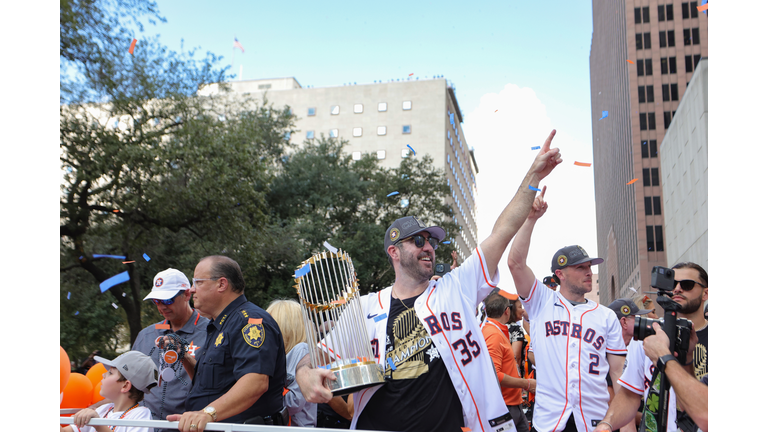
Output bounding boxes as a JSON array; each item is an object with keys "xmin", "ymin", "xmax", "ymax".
[
  {"xmin": 397, "ymin": 235, "xmax": 439, "ymax": 250},
  {"xmin": 675, "ymin": 279, "xmax": 706, "ymax": 291},
  {"xmin": 151, "ymin": 290, "xmax": 184, "ymax": 306},
  {"xmin": 192, "ymin": 277, "xmax": 220, "ymax": 288}
]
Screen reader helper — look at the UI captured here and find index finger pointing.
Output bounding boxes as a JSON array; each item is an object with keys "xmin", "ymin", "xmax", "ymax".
[
  {"xmin": 541, "ymin": 129, "xmax": 556, "ymax": 153},
  {"xmin": 540, "ymin": 185, "xmax": 547, "ymax": 199}
]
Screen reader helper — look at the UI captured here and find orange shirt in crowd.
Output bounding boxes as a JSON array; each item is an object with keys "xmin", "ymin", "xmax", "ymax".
[{"xmin": 481, "ymin": 317, "xmax": 523, "ymax": 406}]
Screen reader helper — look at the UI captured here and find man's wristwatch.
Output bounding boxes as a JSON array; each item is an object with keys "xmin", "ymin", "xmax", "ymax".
[
  {"xmin": 656, "ymin": 354, "xmax": 678, "ymax": 374},
  {"xmin": 203, "ymin": 406, "xmax": 217, "ymax": 421}
]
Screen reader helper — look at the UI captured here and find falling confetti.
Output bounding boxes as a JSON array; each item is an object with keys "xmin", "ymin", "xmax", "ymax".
[
  {"xmin": 143, "ymin": 253, "xmax": 151, "ymax": 261},
  {"xmin": 697, "ymin": 3, "xmax": 708, "ymax": 12},
  {"xmin": 129, "ymin": 38, "xmax": 137, "ymax": 54},
  {"xmin": 249, "ymin": 318, "xmax": 263, "ymax": 325},
  {"xmin": 323, "ymin": 241, "xmax": 338, "ymax": 254},
  {"xmin": 387, "ymin": 191, "xmax": 400, "ymax": 197},
  {"xmin": 112, "ymin": 209, "xmax": 119, "ymax": 213},
  {"xmin": 442, "ymin": 240, "xmax": 451, "ymax": 244},
  {"xmin": 407, "ymin": 144, "xmax": 416, "ymax": 155},
  {"xmin": 122, "ymin": 260, "xmax": 135, "ymax": 264},
  {"xmin": 155, "ymin": 324, "xmax": 171, "ymax": 329},
  {"xmin": 574, "ymin": 162, "xmax": 592, "ymax": 167},
  {"xmin": 531, "ymin": 146, "xmax": 541, "ymax": 150},
  {"xmin": 626, "ymin": 59, "xmax": 635, "ymax": 64},
  {"xmin": 528, "ymin": 185, "xmax": 542, "ymax": 192},
  {"xmin": 626, "ymin": 178, "xmax": 639, "ymax": 185},
  {"xmin": 408, "ymin": 73, "xmax": 414, "ymax": 76},
  {"xmin": 75, "ymin": 311, "xmax": 79, "ymax": 316},
  {"xmin": 294, "ymin": 264, "xmax": 311, "ymax": 278},
  {"xmin": 494, "ymin": 110, "xmax": 498, "ymax": 112},
  {"xmin": 67, "ymin": 292, "xmax": 71, "ymax": 300},
  {"xmin": 599, "ymin": 111, "xmax": 609, "ymax": 120},
  {"xmin": 99, "ymin": 271, "xmax": 130, "ymax": 293},
  {"xmin": 94, "ymin": 254, "xmax": 126, "ymax": 260},
  {"xmin": 112, "ymin": 303, "xmax": 119, "ymax": 309}
]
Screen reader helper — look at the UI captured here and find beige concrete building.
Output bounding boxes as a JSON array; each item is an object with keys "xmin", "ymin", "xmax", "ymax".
[
  {"xmin": 589, "ymin": 1, "xmax": 707, "ymax": 304},
  {"xmin": 660, "ymin": 58, "xmax": 707, "ymax": 270},
  {"xmin": 199, "ymin": 77, "xmax": 480, "ymax": 260}
]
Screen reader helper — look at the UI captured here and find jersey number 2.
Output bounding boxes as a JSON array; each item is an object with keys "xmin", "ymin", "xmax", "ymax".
[
  {"xmin": 588, "ymin": 353, "xmax": 600, "ymax": 375},
  {"xmin": 452, "ymin": 331, "xmax": 482, "ymax": 366}
]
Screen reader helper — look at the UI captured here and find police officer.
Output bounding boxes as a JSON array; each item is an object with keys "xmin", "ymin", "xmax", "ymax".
[
  {"xmin": 167, "ymin": 255, "xmax": 287, "ymax": 432},
  {"xmin": 132, "ymin": 268, "xmax": 210, "ymax": 424}
]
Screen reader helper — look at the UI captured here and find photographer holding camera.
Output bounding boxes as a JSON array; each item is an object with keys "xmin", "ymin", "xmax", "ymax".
[{"xmin": 595, "ymin": 262, "xmax": 708, "ymax": 432}]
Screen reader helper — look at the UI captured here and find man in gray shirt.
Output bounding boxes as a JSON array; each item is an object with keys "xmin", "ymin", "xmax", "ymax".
[{"xmin": 132, "ymin": 268, "xmax": 210, "ymax": 423}]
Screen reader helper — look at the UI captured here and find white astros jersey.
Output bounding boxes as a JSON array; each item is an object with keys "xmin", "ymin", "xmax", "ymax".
[
  {"xmin": 618, "ymin": 340, "xmax": 678, "ymax": 432},
  {"xmin": 320, "ymin": 246, "xmax": 516, "ymax": 432},
  {"xmin": 521, "ymin": 279, "xmax": 626, "ymax": 432}
]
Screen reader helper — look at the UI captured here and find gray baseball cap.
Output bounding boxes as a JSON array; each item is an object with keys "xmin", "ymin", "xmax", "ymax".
[
  {"xmin": 608, "ymin": 298, "xmax": 653, "ymax": 320},
  {"xmin": 94, "ymin": 351, "xmax": 159, "ymax": 393},
  {"xmin": 383, "ymin": 216, "xmax": 446, "ymax": 253},
  {"xmin": 551, "ymin": 245, "xmax": 604, "ymax": 273}
]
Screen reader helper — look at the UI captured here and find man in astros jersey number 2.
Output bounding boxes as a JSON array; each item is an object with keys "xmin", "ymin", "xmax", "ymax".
[
  {"xmin": 507, "ymin": 188, "xmax": 627, "ymax": 432},
  {"xmin": 296, "ymin": 129, "xmax": 563, "ymax": 432}
]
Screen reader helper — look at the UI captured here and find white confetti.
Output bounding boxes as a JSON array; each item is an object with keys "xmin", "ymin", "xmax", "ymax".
[
  {"xmin": 112, "ymin": 303, "xmax": 119, "ymax": 309},
  {"xmin": 323, "ymin": 241, "xmax": 338, "ymax": 254}
]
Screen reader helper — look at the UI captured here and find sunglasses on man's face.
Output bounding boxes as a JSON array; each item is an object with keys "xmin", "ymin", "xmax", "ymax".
[
  {"xmin": 398, "ymin": 234, "xmax": 439, "ymax": 250},
  {"xmin": 151, "ymin": 290, "xmax": 184, "ymax": 306},
  {"xmin": 675, "ymin": 279, "xmax": 706, "ymax": 291}
]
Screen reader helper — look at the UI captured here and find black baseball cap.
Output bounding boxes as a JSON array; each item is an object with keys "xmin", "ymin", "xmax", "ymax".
[
  {"xmin": 543, "ymin": 276, "xmax": 558, "ymax": 287},
  {"xmin": 384, "ymin": 216, "xmax": 446, "ymax": 253},
  {"xmin": 608, "ymin": 298, "xmax": 653, "ymax": 320},
  {"xmin": 551, "ymin": 245, "xmax": 604, "ymax": 273}
]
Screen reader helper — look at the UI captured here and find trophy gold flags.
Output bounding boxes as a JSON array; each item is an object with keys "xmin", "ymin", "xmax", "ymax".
[{"xmin": 294, "ymin": 250, "xmax": 385, "ymax": 396}]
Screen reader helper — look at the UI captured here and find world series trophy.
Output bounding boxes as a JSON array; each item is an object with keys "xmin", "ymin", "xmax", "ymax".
[{"xmin": 294, "ymin": 249, "xmax": 385, "ymax": 396}]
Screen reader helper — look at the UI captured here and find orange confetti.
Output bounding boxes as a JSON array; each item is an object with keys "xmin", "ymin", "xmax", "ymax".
[
  {"xmin": 697, "ymin": 4, "xmax": 708, "ymax": 11},
  {"xmin": 129, "ymin": 38, "xmax": 137, "ymax": 55},
  {"xmin": 408, "ymin": 73, "xmax": 414, "ymax": 76},
  {"xmin": 626, "ymin": 59, "xmax": 635, "ymax": 64},
  {"xmin": 461, "ymin": 428, "xmax": 472, "ymax": 432},
  {"xmin": 494, "ymin": 110, "xmax": 498, "ymax": 112},
  {"xmin": 574, "ymin": 161, "xmax": 592, "ymax": 167},
  {"xmin": 122, "ymin": 260, "xmax": 135, "ymax": 264},
  {"xmin": 626, "ymin": 178, "xmax": 639, "ymax": 185},
  {"xmin": 112, "ymin": 209, "xmax": 120, "ymax": 213},
  {"xmin": 498, "ymin": 290, "xmax": 519, "ymax": 301},
  {"xmin": 249, "ymin": 318, "xmax": 263, "ymax": 325},
  {"xmin": 155, "ymin": 324, "xmax": 171, "ymax": 330}
]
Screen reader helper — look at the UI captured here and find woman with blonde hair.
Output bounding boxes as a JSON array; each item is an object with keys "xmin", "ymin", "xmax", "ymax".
[{"xmin": 267, "ymin": 299, "xmax": 316, "ymax": 427}]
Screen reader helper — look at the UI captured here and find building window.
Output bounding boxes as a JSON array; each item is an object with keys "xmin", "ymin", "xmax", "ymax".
[
  {"xmin": 650, "ymin": 139, "xmax": 658, "ymax": 157},
  {"xmin": 645, "ymin": 197, "xmax": 653, "ymax": 215},
  {"xmin": 354, "ymin": 104, "xmax": 364, "ymax": 114},
  {"xmin": 637, "ymin": 60, "xmax": 645, "ymax": 76},
  {"xmin": 684, "ymin": 29, "xmax": 691, "ymax": 45},
  {"xmin": 653, "ymin": 196, "xmax": 662, "ymax": 215},
  {"xmin": 666, "ymin": 4, "xmax": 674, "ymax": 20},
  {"xmin": 643, "ymin": 6, "xmax": 650, "ymax": 23},
  {"xmin": 353, "ymin": 127, "xmax": 362, "ymax": 137},
  {"xmin": 640, "ymin": 113, "xmax": 648, "ymax": 131},
  {"xmin": 402, "ymin": 125, "xmax": 411, "ymax": 134},
  {"xmin": 658, "ymin": 4, "xmax": 665, "ymax": 21},
  {"xmin": 682, "ymin": 2, "xmax": 690, "ymax": 19},
  {"xmin": 643, "ymin": 168, "xmax": 651, "ymax": 186},
  {"xmin": 655, "ymin": 225, "xmax": 665, "ymax": 251},
  {"xmin": 378, "ymin": 102, "xmax": 387, "ymax": 112},
  {"xmin": 690, "ymin": 2, "xmax": 698, "ymax": 18},
  {"xmin": 377, "ymin": 150, "xmax": 386, "ymax": 160},
  {"xmin": 634, "ymin": 7, "xmax": 642, "ymax": 24},
  {"xmin": 403, "ymin": 101, "xmax": 412, "ymax": 110},
  {"xmin": 645, "ymin": 59, "xmax": 653, "ymax": 75},
  {"xmin": 330, "ymin": 128, "xmax": 338, "ymax": 138},
  {"xmin": 685, "ymin": 55, "xmax": 693, "ymax": 73},
  {"xmin": 662, "ymin": 84, "xmax": 670, "ymax": 101},
  {"xmin": 377, "ymin": 126, "xmax": 387, "ymax": 136},
  {"xmin": 648, "ymin": 112, "xmax": 656, "ymax": 130},
  {"xmin": 352, "ymin": 151, "xmax": 362, "ymax": 161},
  {"xmin": 692, "ymin": 28, "xmax": 700, "ymax": 44},
  {"xmin": 647, "ymin": 226, "xmax": 655, "ymax": 251},
  {"xmin": 331, "ymin": 105, "xmax": 340, "ymax": 115},
  {"xmin": 651, "ymin": 167, "xmax": 659, "ymax": 186},
  {"xmin": 644, "ymin": 32, "xmax": 652, "ymax": 49},
  {"xmin": 635, "ymin": 33, "xmax": 643, "ymax": 50},
  {"xmin": 671, "ymin": 84, "xmax": 679, "ymax": 101},
  {"xmin": 306, "ymin": 130, "xmax": 315, "ymax": 139},
  {"xmin": 659, "ymin": 31, "xmax": 667, "ymax": 48},
  {"xmin": 307, "ymin": 107, "xmax": 316, "ymax": 116},
  {"xmin": 667, "ymin": 30, "xmax": 675, "ymax": 47},
  {"xmin": 646, "ymin": 85, "xmax": 654, "ymax": 102},
  {"xmin": 401, "ymin": 149, "xmax": 410, "ymax": 158},
  {"xmin": 694, "ymin": 54, "xmax": 701, "ymax": 68},
  {"xmin": 642, "ymin": 141, "xmax": 649, "ymax": 158},
  {"xmin": 661, "ymin": 58, "xmax": 668, "ymax": 74},
  {"xmin": 669, "ymin": 57, "xmax": 677, "ymax": 73},
  {"xmin": 638, "ymin": 86, "xmax": 646, "ymax": 103},
  {"xmin": 664, "ymin": 111, "xmax": 672, "ymax": 129}
]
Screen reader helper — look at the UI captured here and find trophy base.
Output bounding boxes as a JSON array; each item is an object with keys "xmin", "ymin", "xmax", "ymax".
[{"xmin": 326, "ymin": 362, "xmax": 385, "ymax": 397}]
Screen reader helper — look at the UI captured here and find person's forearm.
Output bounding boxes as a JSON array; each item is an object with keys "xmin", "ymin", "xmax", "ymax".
[
  {"xmin": 666, "ymin": 362, "xmax": 708, "ymax": 431},
  {"xmin": 507, "ymin": 216, "xmax": 538, "ymax": 298},
  {"xmin": 182, "ymin": 354, "xmax": 196, "ymax": 379},
  {"xmin": 499, "ymin": 374, "xmax": 531, "ymax": 389},
  {"xmin": 207, "ymin": 373, "xmax": 268, "ymax": 421},
  {"xmin": 328, "ymin": 396, "xmax": 353, "ymax": 421},
  {"xmin": 601, "ymin": 387, "xmax": 643, "ymax": 430}
]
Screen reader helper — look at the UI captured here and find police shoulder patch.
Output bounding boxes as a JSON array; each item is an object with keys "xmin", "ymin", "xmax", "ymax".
[{"xmin": 242, "ymin": 323, "xmax": 265, "ymax": 348}]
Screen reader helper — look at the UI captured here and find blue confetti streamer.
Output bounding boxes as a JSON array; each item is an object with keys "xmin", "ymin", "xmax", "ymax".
[
  {"xmin": 531, "ymin": 146, "xmax": 541, "ymax": 150},
  {"xmin": 67, "ymin": 292, "xmax": 71, "ymax": 300},
  {"xmin": 599, "ymin": 111, "xmax": 609, "ymax": 120},
  {"xmin": 387, "ymin": 191, "xmax": 400, "ymax": 197},
  {"xmin": 93, "ymin": 254, "xmax": 127, "ymax": 260},
  {"xmin": 407, "ymin": 144, "xmax": 416, "ymax": 155},
  {"xmin": 387, "ymin": 357, "xmax": 397, "ymax": 371},
  {"xmin": 442, "ymin": 240, "xmax": 451, "ymax": 244},
  {"xmin": 294, "ymin": 264, "xmax": 311, "ymax": 278},
  {"xmin": 143, "ymin": 253, "xmax": 151, "ymax": 262},
  {"xmin": 528, "ymin": 185, "xmax": 542, "ymax": 192},
  {"xmin": 374, "ymin": 313, "xmax": 388, "ymax": 322},
  {"xmin": 75, "ymin": 311, "xmax": 79, "ymax": 316},
  {"xmin": 99, "ymin": 271, "xmax": 130, "ymax": 293}
]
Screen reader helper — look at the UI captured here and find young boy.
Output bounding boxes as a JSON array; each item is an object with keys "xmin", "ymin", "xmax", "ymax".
[{"xmin": 62, "ymin": 351, "xmax": 159, "ymax": 432}]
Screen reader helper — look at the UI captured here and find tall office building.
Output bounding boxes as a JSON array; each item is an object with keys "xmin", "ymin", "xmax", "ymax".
[
  {"xmin": 589, "ymin": 1, "xmax": 707, "ymax": 304},
  {"xmin": 200, "ymin": 77, "xmax": 480, "ymax": 261}
]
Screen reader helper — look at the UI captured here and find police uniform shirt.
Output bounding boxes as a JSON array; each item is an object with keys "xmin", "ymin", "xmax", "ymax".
[
  {"xmin": 132, "ymin": 310, "xmax": 210, "ymax": 420},
  {"xmin": 185, "ymin": 295, "xmax": 286, "ymax": 423}
]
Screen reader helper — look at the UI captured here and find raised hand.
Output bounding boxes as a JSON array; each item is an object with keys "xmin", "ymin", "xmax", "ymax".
[
  {"xmin": 527, "ymin": 186, "xmax": 548, "ymax": 220},
  {"xmin": 530, "ymin": 130, "xmax": 562, "ymax": 181}
]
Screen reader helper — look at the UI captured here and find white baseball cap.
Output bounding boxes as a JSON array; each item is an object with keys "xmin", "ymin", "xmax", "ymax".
[
  {"xmin": 144, "ymin": 268, "xmax": 190, "ymax": 301},
  {"xmin": 94, "ymin": 351, "xmax": 159, "ymax": 393}
]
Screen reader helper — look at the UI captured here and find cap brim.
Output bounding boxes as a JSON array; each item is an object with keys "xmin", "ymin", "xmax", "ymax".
[
  {"xmin": 423, "ymin": 226, "xmax": 446, "ymax": 242},
  {"xmin": 568, "ymin": 257, "xmax": 604, "ymax": 267},
  {"xmin": 635, "ymin": 308, "xmax": 653, "ymax": 315},
  {"xmin": 93, "ymin": 356, "xmax": 115, "ymax": 368},
  {"xmin": 143, "ymin": 289, "xmax": 185, "ymax": 301}
]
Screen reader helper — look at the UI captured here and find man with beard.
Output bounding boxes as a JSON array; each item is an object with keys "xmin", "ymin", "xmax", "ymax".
[
  {"xmin": 594, "ymin": 263, "xmax": 708, "ymax": 432},
  {"xmin": 507, "ymin": 189, "xmax": 627, "ymax": 432},
  {"xmin": 295, "ymin": 129, "xmax": 563, "ymax": 432}
]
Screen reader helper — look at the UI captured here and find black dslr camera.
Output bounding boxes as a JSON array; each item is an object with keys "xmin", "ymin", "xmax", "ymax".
[{"xmin": 633, "ymin": 266, "xmax": 693, "ymax": 364}]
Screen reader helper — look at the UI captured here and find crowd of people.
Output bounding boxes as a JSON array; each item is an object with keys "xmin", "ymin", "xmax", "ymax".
[{"xmin": 63, "ymin": 130, "xmax": 707, "ymax": 432}]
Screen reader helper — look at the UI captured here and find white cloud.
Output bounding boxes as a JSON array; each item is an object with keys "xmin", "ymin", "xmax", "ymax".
[{"xmin": 463, "ymin": 84, "xmax": 599, "ymax": 294}]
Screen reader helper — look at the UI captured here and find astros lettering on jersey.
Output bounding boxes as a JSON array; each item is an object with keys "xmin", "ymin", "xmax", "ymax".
[
  {"xmin": 522, "ymin": 279, "xmax": 626, "ymax": 432},
  {"xmin": 320, "ymin": 246, "xmax": 516, "ymax": 432}
]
